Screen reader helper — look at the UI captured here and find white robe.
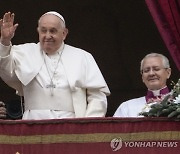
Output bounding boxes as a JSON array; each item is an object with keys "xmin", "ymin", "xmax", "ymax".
[
  {"xmin": 0, "ymin": 42, "xmax": 110, "ymax": 119},
  {"xmin": 113, "ymin": 97, "xmax": 146, "ymax": 117},
  {"xmin": 113, "ymin": 88, "xmax": 169, "ymax": 117}
]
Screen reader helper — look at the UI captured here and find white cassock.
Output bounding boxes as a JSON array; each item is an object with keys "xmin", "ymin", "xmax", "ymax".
[
  {"xmin": 113, "ymin": 97, "xmax": 146, "ymax": 117},
  {"xmin": 0, "ymin": 42, "xmax": 110, "ymax": 120},
  {"xmin": 113, "ymin": 89, "xmax": 166, "ymax": 117}
]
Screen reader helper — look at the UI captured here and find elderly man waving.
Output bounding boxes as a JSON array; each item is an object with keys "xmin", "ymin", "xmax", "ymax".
[{"xmin": 0, "ymin": 11, "xmax": 110, "ymax": 120}]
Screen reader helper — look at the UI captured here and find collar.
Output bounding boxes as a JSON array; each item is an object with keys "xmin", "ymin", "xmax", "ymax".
[
  {"xmin": 145, "ymin": 86, "xmax": 169, "ymax": 102},
  {"xmin": 45, "ymin": 42, "xmax": 65, "ymax": 56}
]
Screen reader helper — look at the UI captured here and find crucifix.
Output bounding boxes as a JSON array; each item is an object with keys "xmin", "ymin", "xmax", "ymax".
[
  {"xmin": 46, "ymin": 81, "xmax": 56, "ymax": 96},
  {"xmin": 44, "ymin": 46, "xmax": 64, "ymax": 96}
]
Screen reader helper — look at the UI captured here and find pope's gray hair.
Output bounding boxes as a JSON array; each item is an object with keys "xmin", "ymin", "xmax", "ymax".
[
  {"xmin": 140, "ymin": 53, "xmax": 170, "ymax": 71},
  {"xmin": 38, "ymin": 13, "xmax": 66, "ymax": 28}
]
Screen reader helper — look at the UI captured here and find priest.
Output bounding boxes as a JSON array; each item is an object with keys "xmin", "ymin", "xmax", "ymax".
[{"xmin": 113, "ymin": 53, "xmax": 171, "ymax": 117}]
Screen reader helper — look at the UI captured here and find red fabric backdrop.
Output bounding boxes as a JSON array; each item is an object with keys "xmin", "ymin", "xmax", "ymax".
[
  {"xmin": 145, "ymin": 0, "xmax": 180, "ymax": 71},
  {"xmin": 0, "ymin": 117, "xmax": 180, "ymax": 154}
]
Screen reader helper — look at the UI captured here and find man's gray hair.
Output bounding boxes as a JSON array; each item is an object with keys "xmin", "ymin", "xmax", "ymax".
[
  {"xmin": 140, "ymin": 53, "xmax": 170, "ymax": 71},
  {"xmin": 38, "ymin": 11, "xmax": 66, "ymax": 28}
]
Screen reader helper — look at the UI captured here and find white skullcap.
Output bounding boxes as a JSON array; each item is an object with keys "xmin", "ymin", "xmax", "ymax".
[{"xmin": 43, "ymin": 11, "xmax": 65, "ymax": 24}]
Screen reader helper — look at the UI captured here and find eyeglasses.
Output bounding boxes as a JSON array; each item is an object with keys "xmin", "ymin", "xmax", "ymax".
[{"xmin": 141, "ymin": 67, "xmax": 168, "ymax": 74}]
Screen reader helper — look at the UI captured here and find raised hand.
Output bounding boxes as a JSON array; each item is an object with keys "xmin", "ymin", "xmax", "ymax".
[{"xmin": 0, "ymin": 12, "xmax": 18, "ymax": 46}]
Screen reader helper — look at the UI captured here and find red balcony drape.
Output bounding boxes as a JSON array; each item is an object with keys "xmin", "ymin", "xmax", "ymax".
[
  {"xmin": 145, "ymin": 0, "xmax": 180, "ymax": 71},
  {"xmin": 0, "ymin": 118, "xmax": 180, "ymax": 154}
]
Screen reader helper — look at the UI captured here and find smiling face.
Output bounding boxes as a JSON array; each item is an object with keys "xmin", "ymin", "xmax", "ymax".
[
  {"xmin": 141, "ymin": 56, "xmax": 171, "ymax": 90},
  {"xmin": 37, "ymin": 14, "xmax": 68, "ymax": 54}
]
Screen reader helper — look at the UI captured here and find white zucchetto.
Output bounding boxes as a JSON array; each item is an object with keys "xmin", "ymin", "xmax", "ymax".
[{"xmin": 43, "ymin": 11, "xmax": 65, "ymax": 24}]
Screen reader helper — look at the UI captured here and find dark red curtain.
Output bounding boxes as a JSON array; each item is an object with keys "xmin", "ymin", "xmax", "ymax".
[
  {"xmin": 0, "ymin": 118, "xmax": 180, "ymax": 154},
  {"xmin": 145, "ymin": 0, "xmax": 180, "ymax": 71}
]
